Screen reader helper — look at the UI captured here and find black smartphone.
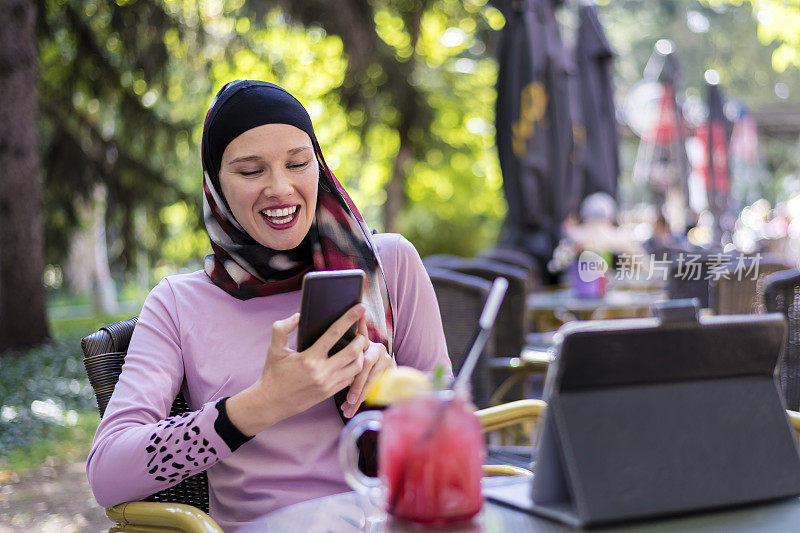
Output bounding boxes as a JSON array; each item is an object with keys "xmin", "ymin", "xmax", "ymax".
[{"xmin": 297, "ymin": 269, "xmax": 365, "ymax": 354}]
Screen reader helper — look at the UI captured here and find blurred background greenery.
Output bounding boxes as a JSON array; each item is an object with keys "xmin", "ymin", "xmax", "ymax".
[
  {"xmin": 30, "ymin": 0, "xmax": 800, "ymax": 301},
  {"xmin": 3, "ymin": 0, "xmax": 800, "ymax": 472},
  {"xmin": 32, "ymin": 0, "xmax": 800, "ymax": 303}
]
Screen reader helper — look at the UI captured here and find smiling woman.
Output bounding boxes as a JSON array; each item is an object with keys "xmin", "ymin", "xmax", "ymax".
[{"xmin": 85, "ymin": 80, "xmax": 451, "ymax": 531}]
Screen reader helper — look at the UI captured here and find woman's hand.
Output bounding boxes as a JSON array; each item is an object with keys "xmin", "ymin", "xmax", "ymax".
[
  {"xmin": 340, "ymin": 317, "xmax": 395, "ymax": 418},
  {"xmin": 226, "ymin": 304, "xmax": 369, "ymax": 436}
]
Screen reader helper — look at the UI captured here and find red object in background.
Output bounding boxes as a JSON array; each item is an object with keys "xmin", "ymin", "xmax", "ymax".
[
  {"xmin": 695, "ymin": 121, "xmax": 731, "ymax": 196},
  {"xmin": 645, "ymin": 86, "xmax": 681, "ymax": 145}
]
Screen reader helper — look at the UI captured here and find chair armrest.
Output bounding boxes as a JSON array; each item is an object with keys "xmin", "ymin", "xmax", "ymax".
[
  {"xmin": 482, "ymin": 464, "xmax": 533, "ymax": 477},
  {"xmin": 106, "ymin": 501, "xmax": 222, "ymax": 533},
  {"xmin": 476, "ymin": 399, "xmax": 546, "ymax": 433}
]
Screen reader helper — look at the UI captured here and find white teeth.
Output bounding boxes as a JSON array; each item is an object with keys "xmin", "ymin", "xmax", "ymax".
[
  {"xmin": 261, "ymin": 206, "xmax": 298, "ymax": 218},
  {"xmin": 260, "ymin": 205, "xmax": 298, "ymax": 225}
]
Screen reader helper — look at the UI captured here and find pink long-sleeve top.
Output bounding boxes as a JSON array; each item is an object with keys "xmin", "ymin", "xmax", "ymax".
[{"xmin": 86, "ymin": 233, "xmax": 451, "ymax": 531}]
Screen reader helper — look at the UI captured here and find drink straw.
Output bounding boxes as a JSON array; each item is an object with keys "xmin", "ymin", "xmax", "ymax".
[
  {"xmin": 453, "ymin": 277, "xmax": 509, "ymax": 394},
  {"xmin": 388, "ymin": 278, "xmax": 508, "ymax": 514}
]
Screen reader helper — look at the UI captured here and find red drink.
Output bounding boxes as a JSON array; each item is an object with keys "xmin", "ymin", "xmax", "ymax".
[{"xmin": 378, "ymin": 391, "xmax": 485, "ymax": 524}]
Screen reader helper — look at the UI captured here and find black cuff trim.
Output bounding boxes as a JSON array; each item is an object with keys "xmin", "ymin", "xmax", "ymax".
[{"xmin": 214, "ymin": 397, "xmax": 254, "ymax": 452}]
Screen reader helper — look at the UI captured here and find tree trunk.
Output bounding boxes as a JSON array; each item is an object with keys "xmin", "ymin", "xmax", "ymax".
[
  {"xmin": 91, "ymin": 185, "xmax": 118, "ymax": 315},
  {"xmin": 65, "ymin": 184, "xmax": 118, "ymax": 314},
  {"xmin": 0, "ymin": 0, "xmax": 50, "ymax": 352},
  {"xmin": 384, "ymin": 135, "xmax": 412, "ymax": 233}
]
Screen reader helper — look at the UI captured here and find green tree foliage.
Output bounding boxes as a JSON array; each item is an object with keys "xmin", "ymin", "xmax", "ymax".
[
  {"xmin": 706, "ymin": 0, "xmax": 800, "ymax": 73},
  {"xmin": 36, "ymin": 0, "xmax": 214, "ymax": 275},
  {"xmin": 38, "ymin": 0, "xmax": 509, "ymax": 288},
  {"xmin": 235, "ymin": 0, "xmax": 508, "ymax": 257}
]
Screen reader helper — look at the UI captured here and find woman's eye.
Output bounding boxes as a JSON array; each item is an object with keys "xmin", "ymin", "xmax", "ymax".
[
  {"xmin": 239, "ymin": 169, "xmax": 261, "ymax": 177},
  {"xmin": 288, "ymin": 161, "xmax": 309, "ymax": 170}
]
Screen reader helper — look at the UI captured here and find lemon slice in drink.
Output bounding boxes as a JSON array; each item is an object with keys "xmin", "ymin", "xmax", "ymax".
[{"xmin": 365, "ymin": 366, "xmax": 432, "ymax": 406}]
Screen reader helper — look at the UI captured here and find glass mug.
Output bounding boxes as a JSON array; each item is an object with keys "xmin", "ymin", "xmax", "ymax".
[{"xmin": 339, "ymin": 390, "xmax": 485, "ymax": 524}]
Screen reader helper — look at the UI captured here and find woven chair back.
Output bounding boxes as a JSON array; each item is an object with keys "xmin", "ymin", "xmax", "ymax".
[
  {"xmin": 713, "ymin": 256, "xmax": 792, "ymax": 315},
  {"xmin": 480, "ymin": 246, "xmax": 540, "ymax": 292},
  {"xmin": 81, "ymin": 317, "xmax": 210, "ymax": 513},
  {"xmin": 764, "ymin": 269, "xmax": 800, "ymax": 411},
  {"xmin": 423, "ymin": 255, "xmax": 529, "ymax": 359},
  {"xmin": 426, "ymin": 268, "xmax": 494, "ymax": 408}
]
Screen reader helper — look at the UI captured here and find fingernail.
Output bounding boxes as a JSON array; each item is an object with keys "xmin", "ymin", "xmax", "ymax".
[{"xmin": 347, "ymin": 392, "xmax": 357, "ymax": 403}]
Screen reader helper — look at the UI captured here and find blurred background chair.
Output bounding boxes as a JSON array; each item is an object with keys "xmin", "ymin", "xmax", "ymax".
[
  {"xmin": 82, "ymin": 318, "xmax": 221, "ymax": 533},
  {"xmin": 712, "ymin": 255, "xmax": 792, "ymax": 315},
  {"xmin": 479, "ymin": 246, "xmax": 541, "ymax": 293},
  {"xmin": 423, "ymin": 255, "xmax": 529, "ymax": 358},
  {"xmin": 425, "ymin": 267, "xmax": 495, "ymax": 409},
  {"xmin": 666, "ymin": 252, "xmax": 732, "ymax": 309},
  {"xmin": 424, "ymin": 255, "xmax": 541, "ymax": 403},
  {"xmin": 764, "ymin": 269, "xmax": 800, "ymax": 411}
]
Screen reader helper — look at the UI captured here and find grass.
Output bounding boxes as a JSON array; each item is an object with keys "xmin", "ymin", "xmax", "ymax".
[
  {"xmin": 0, "ymin": 311, "xmax": 134, "ymax": 473},
  {"xmin": 1, "ymin": 411, "xmax": 100, "ymax": 471}
]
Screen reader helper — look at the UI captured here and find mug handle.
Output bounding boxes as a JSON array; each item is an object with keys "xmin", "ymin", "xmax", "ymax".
[{"xmin": 338, "ymin": 410, "xmax": 385, "ymax": 505}]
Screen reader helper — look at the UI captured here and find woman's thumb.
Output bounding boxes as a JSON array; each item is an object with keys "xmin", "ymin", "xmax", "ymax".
[{"xmin": 271, "ymin": 313, "xmax": 300, "ymax": 348}]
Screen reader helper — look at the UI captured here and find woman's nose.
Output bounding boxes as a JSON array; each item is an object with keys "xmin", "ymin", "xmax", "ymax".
[{"xmin": 260, "ymin": 170, "xmax": 294, "ymax": 198}]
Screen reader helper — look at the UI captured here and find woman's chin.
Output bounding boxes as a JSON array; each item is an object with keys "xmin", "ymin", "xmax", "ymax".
[{"xmin": 253, "ymin": 223, "xmax": 311, "ymax": 251}]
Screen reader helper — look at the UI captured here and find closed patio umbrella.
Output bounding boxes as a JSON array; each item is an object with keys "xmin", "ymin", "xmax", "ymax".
[
  {"xmin": 494, "ymin": 0, "xmax": 574, "ymax": 281},
  {"xmin": 575, "ymin": 2, "xmax": 619, "ymax": 201},
  {"xmin": 630, "ymin": 41, "xmax": 692, "ymax": 231},
  {"xmin": 696, "ymin": 78, "xmax": 731, "ymax": 242},
  {"xmin": 495, "ymin": 0, "xmax": 572, "ymax": 282}
]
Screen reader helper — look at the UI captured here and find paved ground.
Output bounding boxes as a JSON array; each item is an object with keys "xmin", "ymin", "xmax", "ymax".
[{"xmin": 0, "ymin": 458, "xmax": 110, "ymax": 532}]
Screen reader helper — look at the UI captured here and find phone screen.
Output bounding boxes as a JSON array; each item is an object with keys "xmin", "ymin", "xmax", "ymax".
[{"xmin": 297, "ymin": 269, "xmax": 365, "ymax": 353}]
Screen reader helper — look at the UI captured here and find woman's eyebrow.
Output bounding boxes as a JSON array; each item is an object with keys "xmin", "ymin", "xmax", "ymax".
[
  {"xmin": 227, "ymin": 155, "xmax": 263, "ymax": 165},
  {"xmin": 287, "ymin": 146, "xmax": 312, "ymax": 155}
]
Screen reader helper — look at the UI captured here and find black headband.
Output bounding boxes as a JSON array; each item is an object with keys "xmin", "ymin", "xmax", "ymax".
[{"xmin": 201, "ymin": 80, "xmax": 319, "ymax": 188}]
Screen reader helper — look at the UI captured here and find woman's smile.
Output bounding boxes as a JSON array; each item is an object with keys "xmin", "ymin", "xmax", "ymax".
[{"xmin": 260, "ymin": 204, "xmax": 300, "ymax": 229}]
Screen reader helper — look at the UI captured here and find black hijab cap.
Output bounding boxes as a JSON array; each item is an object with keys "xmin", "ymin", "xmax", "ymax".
[{"xmin": 202, "ymin": 80, "xmax": 319, "ymax": 189}]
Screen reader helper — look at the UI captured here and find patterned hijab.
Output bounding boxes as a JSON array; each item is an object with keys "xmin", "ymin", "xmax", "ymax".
[{"xmin": 201, "ymin": 80, "xmax": 393, "ymax": 352}]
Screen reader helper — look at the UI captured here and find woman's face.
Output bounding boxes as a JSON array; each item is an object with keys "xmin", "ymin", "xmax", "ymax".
[{"xmin": 219, "ymin": 123, "xmax": 319, "ymax": 251}]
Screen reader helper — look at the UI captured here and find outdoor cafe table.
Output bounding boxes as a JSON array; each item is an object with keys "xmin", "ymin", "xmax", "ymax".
[
  {"xmin": 238, "ymin": 488, "xmax": 800, "ymax": 532},
  {"xmin": 527, "ymin": 288, "xmax": 667, "ymax": 331}
]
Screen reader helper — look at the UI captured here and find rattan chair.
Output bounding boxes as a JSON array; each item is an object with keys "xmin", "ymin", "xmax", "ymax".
[
  {"xmin": 764, "ymin": 269, "xmax": 800, "ymax": 411},
  {"xmin": 480, "ymin": 246, "xmax": 540, "ymax": 292},
  {"xmin": 426, "ymin": 268, "xmax": 495, "ymax": 409},
  {"xmin": 422, "ymin": 255, "xmax": 529, "ymax": 359},
  {"xmin": 713, "ymin": 255, "xmax": 792, "ymax": 315},
  {"xmin": 82, "ymin": 317, "xmax": 222, "ymax": 533}
]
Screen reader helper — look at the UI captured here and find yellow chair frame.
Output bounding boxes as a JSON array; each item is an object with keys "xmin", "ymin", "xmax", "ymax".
[
  {"xmin": 105, "ymin": 501, "xmax": 221, "ymax": 533},
  {"xmin": 478, "ymin": 399, "xmax": 546, "ymax": 477}
]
